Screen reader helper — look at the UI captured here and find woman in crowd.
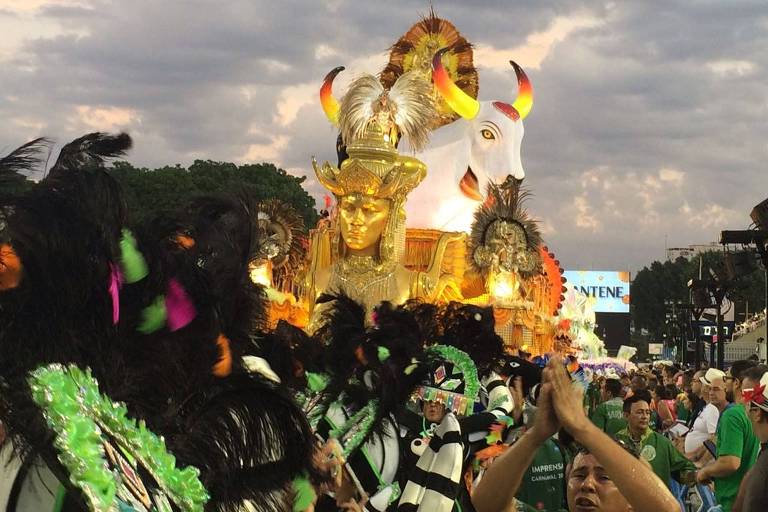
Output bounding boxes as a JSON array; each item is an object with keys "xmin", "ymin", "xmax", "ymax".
[{"xmin": 656, "ymin": 384, "xmax": 679, "ymax": 430}]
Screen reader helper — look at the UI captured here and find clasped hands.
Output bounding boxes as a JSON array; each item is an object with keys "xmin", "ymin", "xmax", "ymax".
[{"xmin": 528, "ymin": 356, "xmax": 593, "ymax": 444}]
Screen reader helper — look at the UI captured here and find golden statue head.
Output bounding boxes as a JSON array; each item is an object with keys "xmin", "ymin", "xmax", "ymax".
[{"xmin": 314, "ymin": 70, "xmax": 435, "ymax": 262}]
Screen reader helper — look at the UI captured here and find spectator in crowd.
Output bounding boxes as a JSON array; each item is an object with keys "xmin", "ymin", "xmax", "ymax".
[
  {"xmin": 509, "ymin": 381, "xmax": 570, "ymax": 512},
  {"xmin": 691, "ymin": 370, "xmax": 706, "ymax": 400},
  {"xmin": 727, "ymin": 360, "xmax": 757, "ymax": 404},
  {"xmin": 615, "ymin": 391, "xmax": 696, "ymax": 488},
  {"xmin": 662, "ymin": 365, "xmax": 678, "ymax": 388},
  {"xmin": 591, "ymin": 377, "xmax": 627, "ymax": 437},
  {"xmin": 677, "ymin": 371, "xmax": 695, "ymax": 423},
  {"xmin": 738, "ymin": 365, "xmax": 768, "ymax": 511},
  {"xmin": 655, "ymin": 385, "xmax": 679, "ymax": 430},
  {"xmin": 629, "ymin": 374, "xmax": 648, "ymax": 398},
  {"xmin": 472, "ymin": 357, "xmax": 680, "ymax": 512},
  {"xmin": 684, "ymin": 370, "xmax": 721, "ymax": 463},
  {"xmin": 697, "ymin": 364, "xmax": 760, "ymax": 512},
  {"xmin": 620, "ymin": 374, "xmax": 631, "ymax": 397}
]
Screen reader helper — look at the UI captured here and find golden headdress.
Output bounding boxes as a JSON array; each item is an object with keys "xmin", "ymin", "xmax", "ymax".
[{"xmin": 315, "ymin": 69, "xmax": 437, "ymax": 261}]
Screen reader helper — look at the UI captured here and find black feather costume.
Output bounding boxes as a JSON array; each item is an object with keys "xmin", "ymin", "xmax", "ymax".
[{"xmin": 0, "ymin": 133, "xmax": 315, "ymax": 512}]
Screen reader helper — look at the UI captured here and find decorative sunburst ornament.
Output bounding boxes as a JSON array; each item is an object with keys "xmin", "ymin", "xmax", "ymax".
[
  {"xmin": 380, "ymin": 8, "xmax": 478, "ymax": 128},
  {"xmin": 469, "ymin": 179, "xmax": 543, "ymax": 279},
  {"xmin": 253, "ymin": 199, "xmax": 304, "ymax": 270}
]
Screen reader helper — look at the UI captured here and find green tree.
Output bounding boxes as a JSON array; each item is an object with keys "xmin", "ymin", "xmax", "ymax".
[
  {"xmin": 108, "ymin": 160, "xmax": 319, "ymax": 228},
  {"xmin": 632, "ymin": 251, "xmax": 766, "ymax": 340}
]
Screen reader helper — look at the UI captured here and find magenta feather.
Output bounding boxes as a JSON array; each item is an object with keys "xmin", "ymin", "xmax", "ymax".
[
  {"xmin": 108, "ymin": 263, "xmax": 123, "ymax": 325},
  {"xmin": 165, "ymin": 278, "xmax": 196, "ymax": 331}
]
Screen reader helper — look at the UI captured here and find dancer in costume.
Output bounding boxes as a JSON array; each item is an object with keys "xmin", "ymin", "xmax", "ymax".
[
  {"xmin": 305, "ymin": 295, "xmax": 430, "ymax": 511},
  {"xmin": 0, "ymin": 134, "xmax": 316, "ymax": 511},
  {"xmin": 395, "ymin": 302, "xmax": 514, "ymax": 512}
]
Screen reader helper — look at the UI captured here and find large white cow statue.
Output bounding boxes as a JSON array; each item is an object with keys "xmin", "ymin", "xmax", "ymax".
[
  {"xmin": 403, "ymin": 48, "xmax": 533, "ymax": 231},
  {"xmin": 318, "ymin": 48, "xmax": 533, "ymax": 233}
]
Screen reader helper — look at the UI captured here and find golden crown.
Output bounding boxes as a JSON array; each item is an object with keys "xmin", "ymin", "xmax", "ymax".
[{"xmin": 312, "ymin": 122, "xmax": 426, "ymax": 202}]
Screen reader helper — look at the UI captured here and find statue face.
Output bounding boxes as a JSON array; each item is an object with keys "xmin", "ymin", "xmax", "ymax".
[{"xmin": 338, "ymin": 194, "xmax": 391, "ymax": 253}]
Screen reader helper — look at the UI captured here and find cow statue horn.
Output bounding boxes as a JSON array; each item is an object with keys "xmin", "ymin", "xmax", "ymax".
[
  {"xmin": 320, "ymin": 66, "xmax": 345, "ymax": 125},
  {"xmin": 431, "ymin": 47, "xmax": 480, "ymax": 120},
  {"xmin": 491, "ymin": 61, "xmax": 534, "ymax": 122},
  {"xmin": 509, "ymin": 60, "xmax": 533, "ymax": 120}
]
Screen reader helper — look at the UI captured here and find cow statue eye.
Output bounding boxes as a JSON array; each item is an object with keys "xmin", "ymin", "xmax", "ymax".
[{"xmin": 481, "ymin": 129, "xmax": 495, "ymax": 140}]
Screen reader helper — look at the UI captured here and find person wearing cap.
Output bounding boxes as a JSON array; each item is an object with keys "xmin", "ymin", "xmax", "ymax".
[
  {"xmin": 697, "ymin": 366, "xmax": 760, "ymax": 511},
  {"xmin": 590, "ymin": 377, "xmax": 627, "ymax": 437},
  {"xmin": 471, "ymin": 357, "xmax": 680, "ymax": 512},
  {"xmin": 726, "ymin": 360, "xmax": 757, "ymax": 404},
  {"xmin": 684, "ymin": 369, "xmax": 721, "ymax": 462},
  {"xmin": 614, "ymin": 391, "xmax": 697, "ymax": 489},
  {"xmin": 735, "ymin": 365, "xmax": 768, "ymax": 512}
]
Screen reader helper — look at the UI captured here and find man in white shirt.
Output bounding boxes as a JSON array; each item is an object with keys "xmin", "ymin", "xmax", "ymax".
[{"xmin": 684, "ymin": 369, "xmax": 723, "ymax": 461}]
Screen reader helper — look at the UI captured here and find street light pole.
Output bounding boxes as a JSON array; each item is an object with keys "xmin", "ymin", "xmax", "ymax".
[{"xmin": 716, "ymin": 296, "xmax": 725, "ymax": 370}]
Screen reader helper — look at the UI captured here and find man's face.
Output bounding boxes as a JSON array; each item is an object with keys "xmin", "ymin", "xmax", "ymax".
[
  {"xmin": 741, "ymin": 376, "xmax": 768, "ymax": 441},
  {"xmin": 726, "ymin": 370, "xmax": 743, "ymax": 403},
  {"xmin": 742, "ymin": 377, "xmax": 761, "ymax": 429},
  {"xmin": 423, "ymin": 400, "xmax": 447, "ymax": 424},
  {"xmin": 624, "ymin": 400, "xmax": 651, "ymax": 433},
  {"xmin": 691, "ymin": 372, "xmax": 703, "ymax": 397},
  {"xmin": 567, "ymin": 453, "xmax": 631, "ymax": 512},
  {"xmin": 708, "ymin": 379, "xmax": 728, "ymax": 408}
]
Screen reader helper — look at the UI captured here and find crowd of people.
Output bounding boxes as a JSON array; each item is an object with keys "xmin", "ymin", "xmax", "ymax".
[
  {"xmin": 733, "ymin": 310, "xmax": 767, "ymax": 341},
  {"xmin": 557, "ymin": 360, "xmax": 768, "ymax": 512}
]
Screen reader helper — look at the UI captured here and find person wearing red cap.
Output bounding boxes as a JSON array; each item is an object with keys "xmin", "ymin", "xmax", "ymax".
[
  {"xmin": 697, "ymin": 366, "xmax": 760, "ymax": 511},
  {"xmin": 737, "ymin": 365, "xmax": 768, "ymax": 511}
]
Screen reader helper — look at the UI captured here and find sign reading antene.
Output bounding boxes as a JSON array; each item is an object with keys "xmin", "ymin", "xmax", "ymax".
[{"xmin": 563, "ymin": 270, "xmax": 631, "ymax": 313}]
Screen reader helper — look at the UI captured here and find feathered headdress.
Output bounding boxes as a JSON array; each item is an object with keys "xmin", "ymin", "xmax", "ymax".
[{"xmin": 338, "ymin": 71, "xmax": 437, "ymax": 152}]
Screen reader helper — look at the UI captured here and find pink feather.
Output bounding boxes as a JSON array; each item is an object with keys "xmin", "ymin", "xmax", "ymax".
[
  {"xmin": 165, "ymin": 278, "xmax": 196, "ymax": 331},
  {"xmin": 108, "ymin": 263, "xmax": 123, "ymax": 325}
]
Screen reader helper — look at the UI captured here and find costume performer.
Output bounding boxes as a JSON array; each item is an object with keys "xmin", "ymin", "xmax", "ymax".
[{"xmin": 0, "ymin": 133, "xmax": 317, "ymax": 512}]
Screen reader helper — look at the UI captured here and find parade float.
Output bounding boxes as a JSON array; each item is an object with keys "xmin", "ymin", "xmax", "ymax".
[{"xmin": 259, "ymin": 13, "xmax": 585, "ymax": 358}]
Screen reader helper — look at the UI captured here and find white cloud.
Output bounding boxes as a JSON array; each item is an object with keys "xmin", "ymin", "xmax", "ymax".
[
  {"xmin": 315, "ymin": 44, "xmax": 339, "ymax": 60},
  {"xmin": 659, "ymin": 167, "xmax": 685, "ymax": 185},
  {"xmin": 73, "ymin": 105, "xmax": 139, "ymax": 131},
  {"xmin": 273, "ymin": 83, "xmax": 316, "ymax": 127},
  {"xmin": 573, "ymin": 195, "xmax": 601, "ymax": 231},
  {"xmin": 241, "ymin": 135, "xmax": 289, "ymax": 163},
  {"xmin": 474, "ymin": 14, "xmax": 603, "ymax": 71},
  {"xmin": 707, "ymin": 60, "xmax": 756, "ymax": 77}
]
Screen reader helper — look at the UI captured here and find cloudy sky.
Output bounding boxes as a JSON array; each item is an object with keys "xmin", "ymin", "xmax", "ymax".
[{"xmin": 1, "ymin": 0, "xmax": 766, "ymax": 273}]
